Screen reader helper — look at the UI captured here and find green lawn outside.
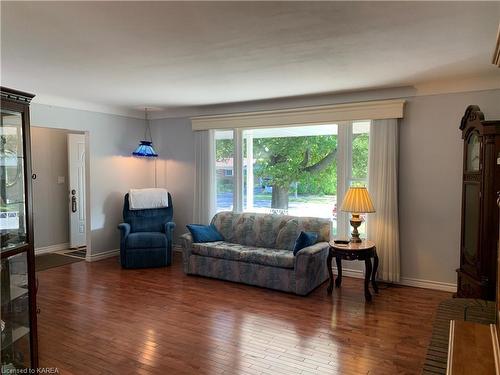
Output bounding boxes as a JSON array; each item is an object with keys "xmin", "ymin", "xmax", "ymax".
[{"xmin": 253, "ymin": 193, "xmax": 336, "ymax": 204}]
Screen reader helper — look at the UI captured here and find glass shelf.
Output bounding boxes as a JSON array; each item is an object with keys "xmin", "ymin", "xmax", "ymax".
[
  {"xmin": 1, "ymin": 323, "xmax": 30, "ymax": 348},
  {"xmin": 1, "ymin": 109, "xmax": 27, "ymax": 253},
  {"xmin": 1, "ymin": 252, "xmax": 32, "ymax": 369}
]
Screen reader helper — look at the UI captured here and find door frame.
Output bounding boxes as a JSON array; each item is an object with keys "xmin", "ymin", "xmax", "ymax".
[
  {"xmin": 31, "ymin": 126, "xmax": 92, "ymax": 261},
  {"xmin": 82, "ymin": 131, "xmax": 91, "ymax": 261},
  {"xmin": 68, "ymin": 132, "xmax": 87, "ymax": 250}
]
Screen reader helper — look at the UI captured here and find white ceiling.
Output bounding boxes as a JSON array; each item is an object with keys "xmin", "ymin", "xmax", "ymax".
[{"xmin": 1, "ymin": 1, "xmax": 499, "ymax": 118}]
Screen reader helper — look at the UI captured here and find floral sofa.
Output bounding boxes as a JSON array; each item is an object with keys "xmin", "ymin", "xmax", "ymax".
[{"xmin": 180, "ymin": 211, "xmax": 331, "ymax": 295}]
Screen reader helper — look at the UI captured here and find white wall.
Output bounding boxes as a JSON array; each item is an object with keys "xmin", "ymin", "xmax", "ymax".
[
  {"xmin": 31, "ymin": 104, "xmax": 155, "ymax": 256},
  {"xmin": 399, "ymin": 89, "xmax": 500, "ymax": 284},
  {"xmin": 151, "ymin": 118, "xmax": 195, "ymax": 241},
  {"xmin": 152, "ymin": 89, "xmax": 500, "ymax": 287}
]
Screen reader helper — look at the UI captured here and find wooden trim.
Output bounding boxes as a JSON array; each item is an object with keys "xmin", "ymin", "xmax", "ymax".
[
  {"xmin": 447, "ymin": 320, "xmax": 496, "ymax": 375},
  {"xmin": 330, "ymin": 266, "xmax": 457, "ymax": 292},
  {"xmin": 1, "ymin": 244, "xmax": 31, "ymax": 259},
  {"xmin": 22, "ymin": 96, "xmax": 38, "ymax": 369},
  {"xmin": 191, "ymin": 99, "xmax": 405, "ymax": 131},
  {"xmin": 0, "ymin": 86, "xmax": 35, "ymax": 104},
  {"xmin": 35, "ymin": 243, "xmax": 70, "ymax": 255},
  {"xmin": 447, "ymin": 320, "xmax": 455, "ymax": 375},
  {"xmin": 490, "ymin": 324, "xmax": 500, "ymax": 375},
  {"xmin": 86, "ymin": 249, "xmax": 119, "ymax": 262}
]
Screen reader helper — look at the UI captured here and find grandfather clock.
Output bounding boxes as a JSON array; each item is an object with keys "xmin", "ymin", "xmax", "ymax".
[{"xmin": 456, "ymin": 105, "xmax": 500, "ymax": 300}]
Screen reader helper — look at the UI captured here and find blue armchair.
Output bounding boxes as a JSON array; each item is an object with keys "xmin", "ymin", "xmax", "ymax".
[{"xmin": 118, "ymin": 193, "xmax": 175, "ymax": 268}]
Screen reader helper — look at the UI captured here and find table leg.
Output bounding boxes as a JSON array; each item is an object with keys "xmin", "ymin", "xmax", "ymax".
[
  {"xmin": 372, "ymin": 251, "xmax": 379, "ymax": 293},
  {"xmin": 364, "ymin": 257, "xmax": 373, "ymax": 302},
  {"xmin": 327, "ymin": 250, "xmax": 334, "ymax": 295},
  {"xmin": 335, "ymin": 256, "xmax": 342, "ymax": 288}
]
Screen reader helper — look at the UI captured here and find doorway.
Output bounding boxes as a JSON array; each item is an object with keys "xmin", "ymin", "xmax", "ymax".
[{"xmin": 31, "ymin": 127, "xmax": 90, "ymax": 268}]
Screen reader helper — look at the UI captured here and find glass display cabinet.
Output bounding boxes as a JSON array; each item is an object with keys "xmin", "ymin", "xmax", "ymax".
[
  {"xmin": 457, "ymin": 105, "xmax": 500, "ymax": 300},
  {"xmin": 1, "ymin": 87, "xmax": 38, "ymax": 370}
]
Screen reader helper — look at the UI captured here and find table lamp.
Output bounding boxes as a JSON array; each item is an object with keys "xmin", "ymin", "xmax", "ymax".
[{"xmin": 340, "ymin": 187, "xmax": 375, "ymax": 243}]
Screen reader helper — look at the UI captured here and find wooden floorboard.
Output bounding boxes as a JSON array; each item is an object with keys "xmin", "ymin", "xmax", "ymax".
[{"xmin": 36, "ymin": 255, "xmax": 450, "ymax": 374}]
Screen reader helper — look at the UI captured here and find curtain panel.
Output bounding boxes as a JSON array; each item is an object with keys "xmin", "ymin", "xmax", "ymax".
[
  {"xmin": 367, "ymin": 119, "xmax": 400, "ymax": 282},
  {"xmin": 193, "ymin": 129, "xmax": 216, "ymax": 224}
]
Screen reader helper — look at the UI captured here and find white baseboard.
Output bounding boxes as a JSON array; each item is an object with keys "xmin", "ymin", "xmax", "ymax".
[
  {"xmin": 35, "ymin": 243, "xmax": 69, "ymax": 255},
  {"xmin": 399, "ymin": 276, "xmax": 457, "ymax": 293},
  {"xmin": 332, "ymin": 266, "xmax": 457, "ymax": 293},
  {"xmin": 86, "ymin": 249, "xmax": 119, "ymax": 262}
]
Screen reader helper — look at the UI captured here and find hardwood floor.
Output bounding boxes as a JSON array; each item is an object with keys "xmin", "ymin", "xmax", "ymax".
[{"xmin": 36, "ymin": 255, "xmax": 450, "ymax": 375}]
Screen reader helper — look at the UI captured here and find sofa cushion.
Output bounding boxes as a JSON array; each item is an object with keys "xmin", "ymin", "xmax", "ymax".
[
  {"xmin": 251, "ymin": 214, "xmax": 291, "ymax": 248},
  {"xmin": 191, "ymin": 241, "xmax": 243, "ymax": 262},
  {"xmin": 191, "ymin": 242, "xmax": 295, "ymax": 269},
  {"xmin": 211, "ymin": 212, "xmax": 291, "ymax": 248},
  {"xmin": 232, "ymin": 214, "xmax": 257, "ymax": 246},
  {"xmin": 126, "ymin": 232, "xmax": 167, "ymax": 249},
  {"xmin": 186, "ymin": 224, "xmax": 224, "ymax": 243},
  {"xmin": 242, "ymin": 248, "xmax": 295, "ymax": 269},
  {"xmin": 275, "ymin": 221, "xmax": 300, "ymax": 250},
  {"xmin": 210, "ymin": 212, "xmax": 236, "ymax": 242},
  {"xmin": 276, "ymin": 217, "xmax": 331, "ymax": 250}
]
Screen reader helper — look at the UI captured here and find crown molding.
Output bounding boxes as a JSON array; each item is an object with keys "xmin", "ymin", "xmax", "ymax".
[
  {"xmin": 21, "ymin": 74, "xmax": 500, "ymax": 121},
  {"xmin": 31, "ymin": 94, "xmax": 145, "ymax": 119},
  {"xmin": 152, "ymin": 76, "xmax": 500, "ymax": 121},
  {"xmin": 413, "ymin": 72, "xmax": 500, "ymax": 97}
]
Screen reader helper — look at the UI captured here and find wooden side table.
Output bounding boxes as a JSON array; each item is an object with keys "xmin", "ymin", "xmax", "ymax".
[{"xmin": 327, "ymin": 240, "xmax": 379, "ymax": 302}]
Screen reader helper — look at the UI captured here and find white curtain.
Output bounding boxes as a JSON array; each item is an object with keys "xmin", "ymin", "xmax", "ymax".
[
  {"xmin": 367, "ymin": 119, "xmax": 400, "ymax": 282},
  {"xmin": 193, "ymin": 130, "xmax": 215, "ymax": 224}
]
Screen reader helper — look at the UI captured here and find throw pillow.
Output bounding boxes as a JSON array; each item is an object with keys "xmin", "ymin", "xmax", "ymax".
[
  {"xmin": 293, "ymin": 231, "xmax": 318, "ymax": 255},
  {"xmin": 186, "ymin": 224, "xmax": 224, "ymax": 243}
]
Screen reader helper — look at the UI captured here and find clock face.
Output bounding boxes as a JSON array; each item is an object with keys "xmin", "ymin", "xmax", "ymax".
[{"xmin": 467, "ymin": 133, "xmax": 480, "ymax": 171}]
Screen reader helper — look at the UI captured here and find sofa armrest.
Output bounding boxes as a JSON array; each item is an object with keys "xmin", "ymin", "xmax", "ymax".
[
  {"xmin": 180, "ymin": 232, "xmax": 193, "ymax": 273},
  {"xmin": 117, "ymin": 223, "xmax": 131, "ymax": 239},
  {"xmin": 294, "ymin": 241, "xmax": 330, "ymax": 295},
  {"xmin": 117, "ymin": 223, "xmax": 131, "ymax": 268},
  {"xmin": 295, "ymin": 241, "xmax": 329, "ymax": 258}
]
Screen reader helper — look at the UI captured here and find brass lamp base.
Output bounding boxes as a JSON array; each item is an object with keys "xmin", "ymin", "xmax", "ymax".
[{"xmin": 349, "ymin": 213, "xmax": 363, "ymax": 243}]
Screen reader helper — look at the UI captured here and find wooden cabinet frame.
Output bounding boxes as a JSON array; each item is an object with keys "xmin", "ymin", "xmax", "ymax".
[{"xmin": 1, "ymin": 87, "xmax": 38, "ymax": 368}]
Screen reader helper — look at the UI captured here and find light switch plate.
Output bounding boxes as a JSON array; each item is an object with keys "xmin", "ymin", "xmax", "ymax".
[{"xmin": 57, "ymin": 176, "xmax": 65, "ymax": 184}]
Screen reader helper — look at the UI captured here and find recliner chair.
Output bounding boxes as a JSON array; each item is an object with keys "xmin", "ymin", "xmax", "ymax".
[{"xmin": 118, "ymin": 193, "xmax": 175, "ymax": 268}]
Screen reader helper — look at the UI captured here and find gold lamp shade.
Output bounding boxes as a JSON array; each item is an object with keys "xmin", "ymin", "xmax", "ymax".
[
  {"xmin": 341, "ymin": 187, "xmax": 375, "ymax": 213},
  {"xmin": 340, "ymin": 187, "xmax": 375, "ymax": 243}
]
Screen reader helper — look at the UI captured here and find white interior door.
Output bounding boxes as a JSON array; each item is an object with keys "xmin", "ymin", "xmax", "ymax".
[{"xmin": 68, "ymin": 133, "xmax": 86, "ymax": 248}]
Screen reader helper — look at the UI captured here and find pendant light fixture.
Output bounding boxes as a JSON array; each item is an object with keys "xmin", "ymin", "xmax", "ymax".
[{"xmin": 132, "ymin": 108, "xmax": 158, "ymax": 158}]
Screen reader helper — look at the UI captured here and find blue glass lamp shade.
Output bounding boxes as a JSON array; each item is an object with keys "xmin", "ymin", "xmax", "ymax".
[{"xmin": 132, "ymin": 141, "xmax": 158, "ymax": 157}]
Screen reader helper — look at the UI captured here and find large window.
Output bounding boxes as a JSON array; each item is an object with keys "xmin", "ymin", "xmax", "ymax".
[
  {"xmin": 242, "ymin": 125, "xmax": 338, "ymax": 217},
  {"xmin": 214, "ymin": 121, "xmax": 370, "ymax": 238},
  {"xmin": 349, "ymin": 121, "xmax": 370, "ymax": 237},
  {"xmin": 215, "ymin": 130, "xmax": 234, "ymax": 212}
]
